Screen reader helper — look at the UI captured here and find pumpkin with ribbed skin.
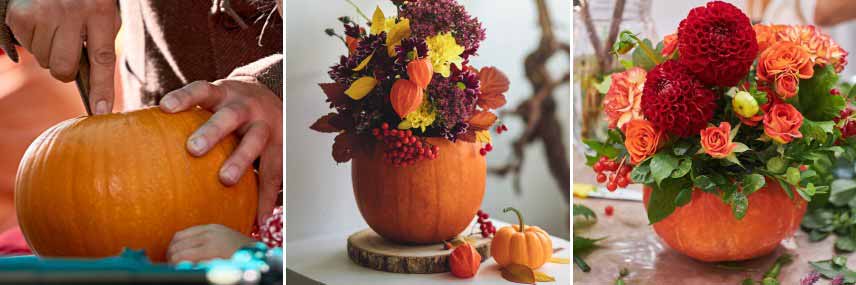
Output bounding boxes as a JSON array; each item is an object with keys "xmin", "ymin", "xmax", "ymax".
[
  {"xmin": 491, "ymin": 207, "xmax": 552, "ymax": 269},
  {"xmin": 351, "ymin": 138, "xmax": 485, "ymax": 244},
  {"xmin": 643, "ymin": 178, "xmax": 806, "ymax": 262},
  {"xmin": 15, "ymin": 107, "xmax": 258, "ymax": 262}
]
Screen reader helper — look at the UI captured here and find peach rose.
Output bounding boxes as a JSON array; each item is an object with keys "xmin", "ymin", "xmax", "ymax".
[
  {"xmin": 700, "ymin": 122, "xmax": 737, "ymax": 159},
  {"xmin": 757, "ymin": 41, "xmax": 814, "ymax": 99},
  {"xmin": 763, "ymin": 103, "xmax": 803, "ymax": 144},
  {"xmin": 753, "ymin": 24, "xmax": 787, "ymax": 52},
  {"xmin": 661, "ymin": 33, "xmax": 677, "ymax": 56},
  {"xmin": 603, "ymin": 67, "xmax": 647, "ymax": 130},
  {"xmin": 624, "ymin": 119, "xmax": 663, "ymax": 164}
]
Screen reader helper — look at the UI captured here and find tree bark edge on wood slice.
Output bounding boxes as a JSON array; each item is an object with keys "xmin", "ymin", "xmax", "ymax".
[{"xmin": 346, "ymin": 228, "xmax": 491, "ymax": 274}]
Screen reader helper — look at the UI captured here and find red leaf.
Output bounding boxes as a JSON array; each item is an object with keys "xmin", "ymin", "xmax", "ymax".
[
  {"xmin": 469, "ymin": 111, "xmax": 497, "ymax": 130},
  {"xmin": 319, "ymin": 82, "xmax": 350, "ymax": 108},
  {"xmin": 478, "ymin": 67, "xmax": 509, "ymax": 110},
  {"xmin": 457, "ymin": 131, "xmax": 476, "ymax": 142},
  {"xmin": 332, "ymin": 132, "xmax": 353, "ymax": 163},
  {"xmin": 310, "ymin": 113, "xmax": 342, "ymax": 133}
]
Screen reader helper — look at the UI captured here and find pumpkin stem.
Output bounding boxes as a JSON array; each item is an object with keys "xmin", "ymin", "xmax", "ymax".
[{"xmin": 502, "ymin": 207, "xmax": 524, "ymax": 232}]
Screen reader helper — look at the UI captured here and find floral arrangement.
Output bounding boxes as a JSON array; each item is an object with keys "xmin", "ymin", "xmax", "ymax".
[
  {"xmin": 586, "ymin": 1, "xmax": 850, "ymax": 223},
  {"xmin": 311, "ymin": 0, "xmax": 510, "ymax": 166}
]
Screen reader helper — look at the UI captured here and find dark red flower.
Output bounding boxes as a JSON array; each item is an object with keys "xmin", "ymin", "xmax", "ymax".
[
  {"xmin": 677, "ymin": 1, "xmax": 758, "ymax": 86},
  {"xmin": 641, "ymin": 60, "xmax": 718, "ymax": 137}
]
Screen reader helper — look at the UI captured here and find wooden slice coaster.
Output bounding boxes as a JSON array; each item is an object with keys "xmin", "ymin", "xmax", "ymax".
[{"xmin": 346, "ymin": 228, "xmax": 491, "ymax": 274}]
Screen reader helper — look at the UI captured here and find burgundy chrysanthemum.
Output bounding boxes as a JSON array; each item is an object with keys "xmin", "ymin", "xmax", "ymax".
[
  {"xmin": 677, "ymin": 1, "xmax": 758, "ymax": 86},
  {"xmin": 431, "ymin": 69, "xmax": 478, "ymax": 140},
  {"xmin": 641, "ymin": 61, "xmax": 718, "ymax": 137},
  {"xmin": 399, "ymin": 0, "xmax": 486, "ymax": 58}
]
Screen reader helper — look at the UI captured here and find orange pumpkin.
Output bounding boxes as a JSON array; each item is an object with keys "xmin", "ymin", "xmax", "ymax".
[
  {"xmin": 15, "ymin": 107, "xmax": 258, "ymax": 262},
  {"xmin": 643, "ymin": 178, "xmax": 806, "ymax": 262},
  {"xmin": 449, "ymin": 242, "xmax": 481, "ymax": 278},
  {"xmin": 491, "ymin": 207, "xmax": 552, "ymax": 269},
  {"xmin": 351, "ymin": 137, "xmax": 485, "ymax": 244}
]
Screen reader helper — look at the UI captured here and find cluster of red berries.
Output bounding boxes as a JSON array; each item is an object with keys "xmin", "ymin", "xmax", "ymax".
[
  {"xmin": 495, "ymin": 124, "xmax": 509, "ymax": 134},
  {"xmin": 372, "ymin": 123, "xmax": 439, "ymax": 166},
  {"xmin": 479, "ymin": 143, "xmax": 493, "ymax": 156},
  {"xmin": 831, "ymin": 88, "xmax": 841, "ymax": 96},
  {"xmin": 593, "ymin": 156, "xmax": 632, "ymax": 191},
  {"xmin": 476, "ymin": 210, "xmax": 496, "ymax": 238},
  {"xmin": 835, "ymin": 108, "xmax": 856, "ymax": 138}
]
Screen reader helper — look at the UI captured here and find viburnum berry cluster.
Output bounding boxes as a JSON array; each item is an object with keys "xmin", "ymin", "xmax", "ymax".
[
  {"xmin": 372, "ymin": 123, "xmax": 439, "ymax": 167},
  {"xmin": 476, "ymin": 210, "xmax": 496, "ymax": 238},
  {"xmin": 593, "ymin": 156, "xmax": 632, "ymax": 191}
]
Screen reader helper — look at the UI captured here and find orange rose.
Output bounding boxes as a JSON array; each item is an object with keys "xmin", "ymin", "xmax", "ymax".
[
  {"xmin": 624, "ymin": 119, "xmax": 663, "ymax": 164},
  {"xmin": 661, "ymin": 33, "xmax": 677, "ymax": 56},
  {"xmin": 757, "ymin": 41, "xmax": 814, "ymax": 99},
  {"xmin": 700, "ymin": 122, "xmax": 737, "ymax": 159},
  {"xmin": 753, "ymin": 24, "xmax": 786, "ymax": 52},
  {"xmin": 763, "ymin": 103, "xmax": 803, "ymax": 144},
  {"xmin": 603, "ymin": 67, "xmax": 646, "ymax": 129}
]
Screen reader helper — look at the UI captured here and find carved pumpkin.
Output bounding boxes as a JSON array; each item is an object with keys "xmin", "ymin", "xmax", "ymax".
[
  {"xmin": 351, "ymin": 137, "xmax": 486, "ymax": 244},
  {"xmin": 491, "ymin": 207, "xmax": 553, "ymax": 269},
  {"xmin": 643, "ymin": 178, "xmax": 806, "ymax": 262},
  {"xmin": 15, "ymin": 107, "xmax": 258, "ymax": 262}
]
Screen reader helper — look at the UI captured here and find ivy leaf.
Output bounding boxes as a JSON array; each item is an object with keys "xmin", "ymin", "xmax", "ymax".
[
  {"xmin": 675, "ymin": 188, "xmax": 692, "ymax": 207},
  {"xmin": 573, "ymin": 204, "xmax": 596, "ymax": 220},
  {"xmin": 630, "ymin": 162, "xmax": 653, "ymax": 184},
  {"xmin": 671, "ymin": 159, "xmax": 692, "ymax": 178},
  {"xmin": 793, "ymin": 65, "xmax": 845, "ymax": 121},
  {"xmin": 742, "ymin": 174, "xmax": 765, "ymax": 195},
  {"xmin": 830, "ymin": 179, "xmax": 856, "ymax": 207},
  {"xmin": 729, "ymin": 192, "xmax": 749, "ymax": 220},
  {"xmin": 647, "ymin": 178, "xmax": 691, "ymax": 224},
  {"xmin": 800, "ymin": 119, "xmax": 835, "ymax": 143},
  {"xmin": 650, "ymin": 152, "xmax": 679, "ymax": 185},
  {"xmin": 836, "ymin": 236, "xmax": 856, "ymax": 252}
]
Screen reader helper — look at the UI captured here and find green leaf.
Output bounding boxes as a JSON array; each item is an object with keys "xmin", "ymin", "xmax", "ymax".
[
  {"xmin": 631, "ymin": 39, "xmax": 663, "ymax": 71},
  {"xmin": 785, "ymin": 167, "xmax": 801, "ymax": 185},
  {"xmin": 671, "ymin": 159, "xmax": 692, "ymax": 178},
  {"xmin": 675, "ymin": 188, "xmax": 692, "ymax": 207},
  {"xmin": 732, "ymin": 142, "xmax": 749, "ymax": 153},
  {"xmin": 800, "ymin": 119, "xmax": 835, "ymax": 143},
  {"xmin": 573, "ymin": 235, "xmax": 604, "ymax": 253},
  {"xmin": 630, "ymin": 162, "xmax": 653, "ymax": 184},
  {"xmin": 830, "ymin": 179, "xmax": 856, "ymax": 207},
  {"xmin": 619, "ymin": 59, "xmax": 634, "ymax": 70},
  {"xmin": 650, "ymin": 152, "xmax": 679, "ymax": 185},
  {"xmin": 646, "ymin": 178, "xmax": 691, "ymax": 224},
  {"xmin": 730, "ymin": 191, "xmax": 749, "ymax": 220},
  {"xmin": 794, "ymin": 65, "xmax": 845, "ymax": 121},
  {"xmin": 573, "ymin": 204, "xmax": 597, "ymax": 220},
  {"xmin": 766, "ymin": 157, "xmax": 787, "ymax": 174},
  {"xmin": 836, "ymin": 236, "xmax": 856, "ymax": 252},
  {"xmin": 693, "ymin": 175, "xmax": 718, "ymax": 192},
  {"xmin": 594, "ymin": 76, "xmax": 612, "ymax": 95},
  {"xmin": 673, "ymin": 141, "xmax": 691, "ymax": 156},
  {"xmin": 742, "ymin": 174, "xmax": 765, "ymax": 195},
  {"xmin": 777, "ymin": 178, "xmax": 795, "ymax": 199},
  {"xmin": 583, "ymin": 139, "xmax": 620, "ymax": 159}
]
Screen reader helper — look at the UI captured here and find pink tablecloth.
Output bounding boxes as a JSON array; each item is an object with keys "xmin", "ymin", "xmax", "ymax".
[{"xmin": 0, "ymin": 227, "xmax": 31, "ymax": 256}]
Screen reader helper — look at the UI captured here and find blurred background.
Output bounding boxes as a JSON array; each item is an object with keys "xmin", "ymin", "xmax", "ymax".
[{"xmin": 286, "ymin": 0, "xmax": 571, "ymax": 241}]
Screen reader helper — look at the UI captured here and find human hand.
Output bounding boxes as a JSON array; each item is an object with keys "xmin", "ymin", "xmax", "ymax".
[
  {"xmin": 166, "ymin": 224, "xmax": 255, "ymax": 264},
  {"xmin": 5, "ymin": 0, "xmax": 121, "ymax": 115},
  {"xmin": 159, "ymin": 78, "xmax": 282, "ymax": 224}
]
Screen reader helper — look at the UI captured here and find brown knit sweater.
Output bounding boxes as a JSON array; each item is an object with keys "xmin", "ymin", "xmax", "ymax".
[{"xmin": 0, "ymin": 0, "xmax": 283, "ymax": 106}]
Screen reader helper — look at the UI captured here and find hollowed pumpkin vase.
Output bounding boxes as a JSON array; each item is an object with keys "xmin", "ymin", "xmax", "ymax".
[
  {"xmin": 642, "ymin": 178, "xmax": 806, "ymax": 262},
  {"xmin": 351, "ymin": 137, "xmax": 486, "ymax": 244},
  {"xmin": 15, "ymin": 107, "xmax": 258, "ymax": 262}
]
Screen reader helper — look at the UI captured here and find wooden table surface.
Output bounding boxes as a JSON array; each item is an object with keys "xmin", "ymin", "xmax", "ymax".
[{"xmin": 573, "ymin": 150, "xmax": 854, "ymax": 284}]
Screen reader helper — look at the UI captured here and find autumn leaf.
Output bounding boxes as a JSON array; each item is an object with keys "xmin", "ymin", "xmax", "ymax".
[
  {"xmin": 310, "ymin": 113, "xmax": 342, "ymax": 133},
  {"xmin": 534, "ymin": 271, "xmax": 556, "ymax": 282},
  {"xmin": 548, "ymin": 257, "xmax": 570, "ymax": 264},
  {"xmin": 456, "ymin": 131, "xmax": 476, "ymax": 142},
  {"xmin": 332, "ymin": 132, "xmax": 353, "ymax": 163},
  {"xmin": 501, "ymin": 264, "xmax": 536, "ymax": 284},
  {"xmin": 352, "ymin": 53, "xmax": 374, "ymax": 71},
  {"xmin": 319, "ymin": 82, "xmax": 349, "ymax": 108},
  {"xmin": 345, "ymin": 76, "xmax": 378, "ymax": 100},
  {"xmin": 478, "ymin": 66, "xmax": 509, "ymax": 110},
  {"xmin": 469, "ymin": 111, "xmax": 497, "ymax": 130}
]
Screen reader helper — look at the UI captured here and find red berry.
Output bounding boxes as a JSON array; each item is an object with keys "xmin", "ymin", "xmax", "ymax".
[
  {"xmin": 381, "ymin": 123, "xmax": 389, "ymax": 130},
  {"xmin": 479, "ymin": 148, "xmax": 487, "ymax": 156},
  {"xmin": 596, "ymin": 173, "xmax": 607, "ymax": 183},
  {"xmin": 605, "ymin": 205, "xmax": 614, "ymax": 216},
  {"xmin": 485, "ymin": 143, "xmax": 493, "ymax": 151},
  {"xmin": 593, "ymin": 163, "xmax": 603, "ymax": 172},
  {"xmin": 617, "ymin": 176, "xmax": 629, "ymax": 188},
  {"xmin": 831, "ymin": 88, "xmax": 841, "ymax": 95},
  {"xmin": 606, "ymin": 182, "xmax": 617, "ymax": 192},
  {"xmin": 405, "ymin": 130, "xmax": 412, "ymax": 137},
  {"xmin": 799, "ymin": 165, "xmax": 808, "ymax": 171}
]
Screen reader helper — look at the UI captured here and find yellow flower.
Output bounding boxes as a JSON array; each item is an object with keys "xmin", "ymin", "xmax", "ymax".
[
  {"xmin": 426, "ymin": 33, "xmax": 465, "ymax": 77},
  {"xmin": 397, "ymin": 98, "xmax": 436, "ymax": 132},
  {"xmin": 345, "ymin": 76, "xmax": 377, "ymax": 100}
]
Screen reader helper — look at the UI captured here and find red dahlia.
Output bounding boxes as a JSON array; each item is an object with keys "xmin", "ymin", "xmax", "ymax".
[
  {"xmin": 641, "ymin": 61, "xmax": 718, "ymax": 137},
  {"xmin": 677, "ymin": 1, "xmax": 758, "ymax": 86}
]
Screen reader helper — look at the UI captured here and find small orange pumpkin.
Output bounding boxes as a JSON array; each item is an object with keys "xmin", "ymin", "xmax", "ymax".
[
  {"xmin": 642, "ymin": 177, "xmax": 806, "ymax": 262},
  {"xmin": 15, "ymin": 107, "xmax": 258, "ymax": 262},
  {"xmin": 407, "ymin": 58, "xmax": 433, "ymax": 89},
  {"xmin": 351, "ymin": 138, "xmax": 486, "ymax": 244},
  {"xmin": 491, "ymin": 207, "xmax": 552, "ymax": 269},
  {"xmin": 449, "ymin": 242, "xmax": 481, "ymax": 278},
  {"xmin": 390, "ymin": 79, "xmax": 423, "ymax": 118}
]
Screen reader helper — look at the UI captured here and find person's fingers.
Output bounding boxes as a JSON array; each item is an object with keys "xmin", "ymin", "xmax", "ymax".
[
  {"xmin": 168, "ymin": 247, "xmax": 212, "ymax": 264},
  {"xmin": 29, "ymin": 23, "xmax": 58, "ymax": 68},
  {"xmin": 256, "ymin": 144, "xmax": 282, "ymax": 225},
  {"xmin": 85, "ymin": 11, "xmax": 119, "ymax": 115},
  {"xmin": 220, "ymin": 121, "xmax": 269, "ymax": 186},
  {"xmin": 160, "ymin": 81, "xmax": 227, "ymax": 113},
  {"xmin": 48, "ymin": 22, "xmax": 83, "ymax": 82},
  {"xmin": 166, "ymin": 234, "xmax": 208, "ymax": 259},
  {"xmin": 186, "ymin": 103, "xmax": 249, "ymax": 157},
  {"xmin": 170, "ymin": 224, "xmax": 212, "ymax": 242},
  {"xmin": 5, "ymin": 5, "xmax": 36, "ymax": 50}
]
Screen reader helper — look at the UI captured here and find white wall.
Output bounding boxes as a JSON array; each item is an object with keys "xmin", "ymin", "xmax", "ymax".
[
  {"xmin": 286, "ymin": 0, "xmax": 571, "ymax": 241},
  {"xmin": 652, "ymin": 0, "xmax": 745, "ymax": 37}
]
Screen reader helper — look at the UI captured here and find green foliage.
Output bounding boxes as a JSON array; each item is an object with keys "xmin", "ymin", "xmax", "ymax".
[
  {"xmin": 801, "ymin": 119, "xmax": 836, "ymax": 144},
  {"xmin": 650, "ymin": 152, "xmax": 679, "ymax": 185},
  {"xmin": 631, "ymin": 39, "xmax": 664, "ymax": 71},
  {"xmin": 646, "ymin": 177, "xmax": 691, "ymax": 224},
  {"xmin": 573, "ymin": 204, "xmax": 597, "ymax": 220},
  {"xmin": 810, "ymin": 256, "xmax": 856, "ymax": 283},
  {"xmin": 794, "ymin": 65, "xmax": 845, "ymax": 121}
]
